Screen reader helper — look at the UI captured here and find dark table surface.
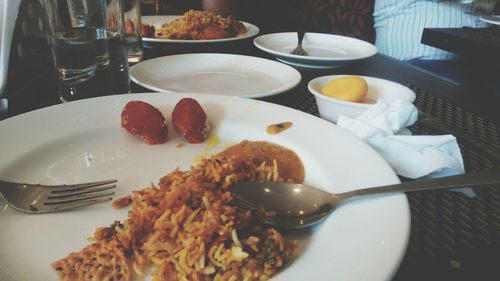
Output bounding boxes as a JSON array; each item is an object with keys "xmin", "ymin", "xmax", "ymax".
[{"xmin": 3, "ymin": 34, "xmax": 500, "ymax": 281}]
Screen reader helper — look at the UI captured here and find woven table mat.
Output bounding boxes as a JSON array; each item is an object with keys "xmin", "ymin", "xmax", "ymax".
[
  {"xmin": 262, "ymin": 84, "xmax": 500, "ymax": 281},
  {"xmin": 397, "ymin": 88, "xmax": 500, "ymax": 281}
]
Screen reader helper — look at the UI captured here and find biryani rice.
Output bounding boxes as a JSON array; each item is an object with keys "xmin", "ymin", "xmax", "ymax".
[
  {"xmin": 155, "ymin": 10, "xmax": 247, "ymax": 40},
  {"xmin": 52, "ymin": 141, "xmax": 302, "ymax": 281}
]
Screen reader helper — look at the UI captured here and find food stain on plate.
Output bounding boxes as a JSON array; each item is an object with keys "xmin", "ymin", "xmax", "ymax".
[
  {"xmin": 193, "ymin": 134, "xmax": 221, "ymax": 165},
  {"xmin": 266, "ymin": 121, "xmax": 293, "ymax": 135}
]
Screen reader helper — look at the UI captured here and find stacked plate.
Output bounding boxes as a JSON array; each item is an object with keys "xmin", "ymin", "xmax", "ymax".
[{"xmin": 254, "ymin": 32, "xmax": 378, "ymax": 69}]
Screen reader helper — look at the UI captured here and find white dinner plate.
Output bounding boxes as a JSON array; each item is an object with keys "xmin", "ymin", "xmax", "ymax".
[
  {"xmin": 254, "ymin": 32, "xmax": 378, "ymax": 69},
  {"xmin": 0, "ymin": 93, "xmax": 409, "ymax": 281},
  {"xmin": 141, "ymin": 15, "xmax": 260, "ymax": 43},
  {"xmin": 130, "ymin": 53, "xmax": 302, "ymax": 98},
  {"xmin": 479, "ymin": 15, "xmax": 500, "ymax": 25}
]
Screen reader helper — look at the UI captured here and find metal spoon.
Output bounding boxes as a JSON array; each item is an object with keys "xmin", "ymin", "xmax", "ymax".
[{"xmin": 230, "ymin": 168, "xmax": 500, "ymax": 229}]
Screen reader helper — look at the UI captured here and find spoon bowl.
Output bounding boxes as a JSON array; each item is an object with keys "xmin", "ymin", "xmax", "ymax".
[
  {"xmin": 230, "ymin": 168, "xmax": 500, "ymax": 229},
  {"xmin": 230, "ymin": 182, "xmax": 337, "ymax": 228}
]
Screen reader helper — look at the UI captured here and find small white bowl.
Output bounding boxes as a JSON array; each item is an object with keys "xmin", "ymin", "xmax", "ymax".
[{"xmin": 308, "ymin": 75, "xmax": 416, "ymax": 123}]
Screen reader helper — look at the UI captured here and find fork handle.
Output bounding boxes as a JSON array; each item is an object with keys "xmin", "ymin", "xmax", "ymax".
[
  {"xmin": 297, "ymin": 29, "xmax": 306, "ymax": 45},
  {"xmin": 340, "ymin": 168, "xmax": 500, "ymax": 199},
  {"xmin": 0, "ymin": 180, "xmax": 10, "ymax": 194}
]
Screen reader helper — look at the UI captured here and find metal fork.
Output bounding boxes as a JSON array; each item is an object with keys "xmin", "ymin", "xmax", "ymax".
[
  {"xmin": 290, "ymin": 29, "xmax": 308, "ymax": 56},
  {"xmin": 0, "ymin": 179, "xmax": 117, "ymax": 213}
]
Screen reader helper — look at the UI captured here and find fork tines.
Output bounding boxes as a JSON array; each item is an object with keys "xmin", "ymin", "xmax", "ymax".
[
  {"xmin": 45, "ymin": 197, "xmax": 114, "ymax": 212},
  {"xmin": 48, "ymin": 179, "xmax": 118, "ymax": 192},
  {"xmin": 0, "ymin": 178, "xmax": 119, "ymax": 213},
  {"xmin": 45, "ymin": 179, "xmax": 117, "ymax": 205}
]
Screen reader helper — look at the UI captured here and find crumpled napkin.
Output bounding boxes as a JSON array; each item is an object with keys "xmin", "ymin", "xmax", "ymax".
[{"xmin": 337, "ymin": 99, "xmax": 473, "ymax": 196}]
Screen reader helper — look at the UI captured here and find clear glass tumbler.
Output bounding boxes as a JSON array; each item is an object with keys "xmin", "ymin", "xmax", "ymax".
[
  {"xmin": 122, "ymin": 0, "xmax": 144, "ymax": 64},
  {"xmin": 44, "ymin": 0, "xmax": 130, "ymax": 102},
  {"xmin": 139, "ymin": 0, "xmax": 159, "ymax": 15}
]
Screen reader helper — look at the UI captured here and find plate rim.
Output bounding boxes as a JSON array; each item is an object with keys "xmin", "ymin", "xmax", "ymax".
[
  {"xmin": 141, "ymin": 15, "xmax": 260, "ymax": 43},
  {"xmin": 276, "ymin": 58, "xmax": 341, "ymax": 70},
  {"xmin": 129, "ymin": 53, "xmax": 302, "ymax": 98},
  {"xmin": 479, "ymin": 14, "xmax": 500, "ymax": 25}
]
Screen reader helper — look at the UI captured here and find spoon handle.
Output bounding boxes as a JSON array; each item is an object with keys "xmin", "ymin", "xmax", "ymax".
[{"xmin": 341, "ymin": 168, "xmax": 500, "ymax": 199}]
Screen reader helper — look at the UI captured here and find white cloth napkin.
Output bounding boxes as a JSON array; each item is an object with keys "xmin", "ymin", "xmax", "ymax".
[{"xmin": 337, "ymin": 99, "xmax": 472, "ymax": 196}]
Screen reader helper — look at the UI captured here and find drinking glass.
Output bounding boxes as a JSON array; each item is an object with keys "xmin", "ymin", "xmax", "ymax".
[
  {"xmin": 122, "ymin": 0, "xmax": 144, "ymax": 64},
  {"xmin": 44, "ymin": 0, "xmax": 130, "ymax": 102},
  {"xmin": 139, "ymin": 0, "xmax": 160, "ymax": 15}
]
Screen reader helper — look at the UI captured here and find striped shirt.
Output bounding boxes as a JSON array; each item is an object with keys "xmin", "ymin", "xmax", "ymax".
[{"xmin": 374, "ymin": 0, "xmax": 487, "ymax": 61}]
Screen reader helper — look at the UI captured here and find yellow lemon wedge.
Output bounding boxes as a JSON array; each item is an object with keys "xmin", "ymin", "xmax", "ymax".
[{"xmin": 320, "ymin": 76, "xmax": 368, "ymax": 102}]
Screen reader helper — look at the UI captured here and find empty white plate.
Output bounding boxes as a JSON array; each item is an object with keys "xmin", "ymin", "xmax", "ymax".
[
  {"xmin": 254, "ymin": 32, "xmax": 378, "ymax": 69},
  {"xmin": 130, "ymin": 53, "xmax": 302, "ymax": 98}
]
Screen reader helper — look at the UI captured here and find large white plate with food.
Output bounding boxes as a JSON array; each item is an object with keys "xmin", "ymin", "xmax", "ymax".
[
  {"xmin": 141, "ymin": 15, "xmax": 259, "ymax": 43},
  {"xmin": 254, "ymin": 32, "xmax": 378, "ymax": 69},
  {"xmin": 130, "ymin": 53, "xmax": 302, "ymax": 98},
  {"xmin": 0, "ymin": 93, "xmax": 409, "ymax": 281}
]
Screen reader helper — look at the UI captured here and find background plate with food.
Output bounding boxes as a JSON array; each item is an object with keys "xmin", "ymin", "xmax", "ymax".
[
  {"xmin": 0, "ymin": 93, "xmax": 409, "ymax": 281},
  {"xmin": 141, "ymin": 13, "xmax": 259, "ymax": 44}
]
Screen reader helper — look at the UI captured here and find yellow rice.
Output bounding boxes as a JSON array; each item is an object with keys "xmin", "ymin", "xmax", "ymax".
[
  {"xmin": 155, "ymin": 10, "xmax": 247, "ymax": 40},
  {"xmin": 52, "ymin": 141, "xmax": 299, "ymax": 281}
]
